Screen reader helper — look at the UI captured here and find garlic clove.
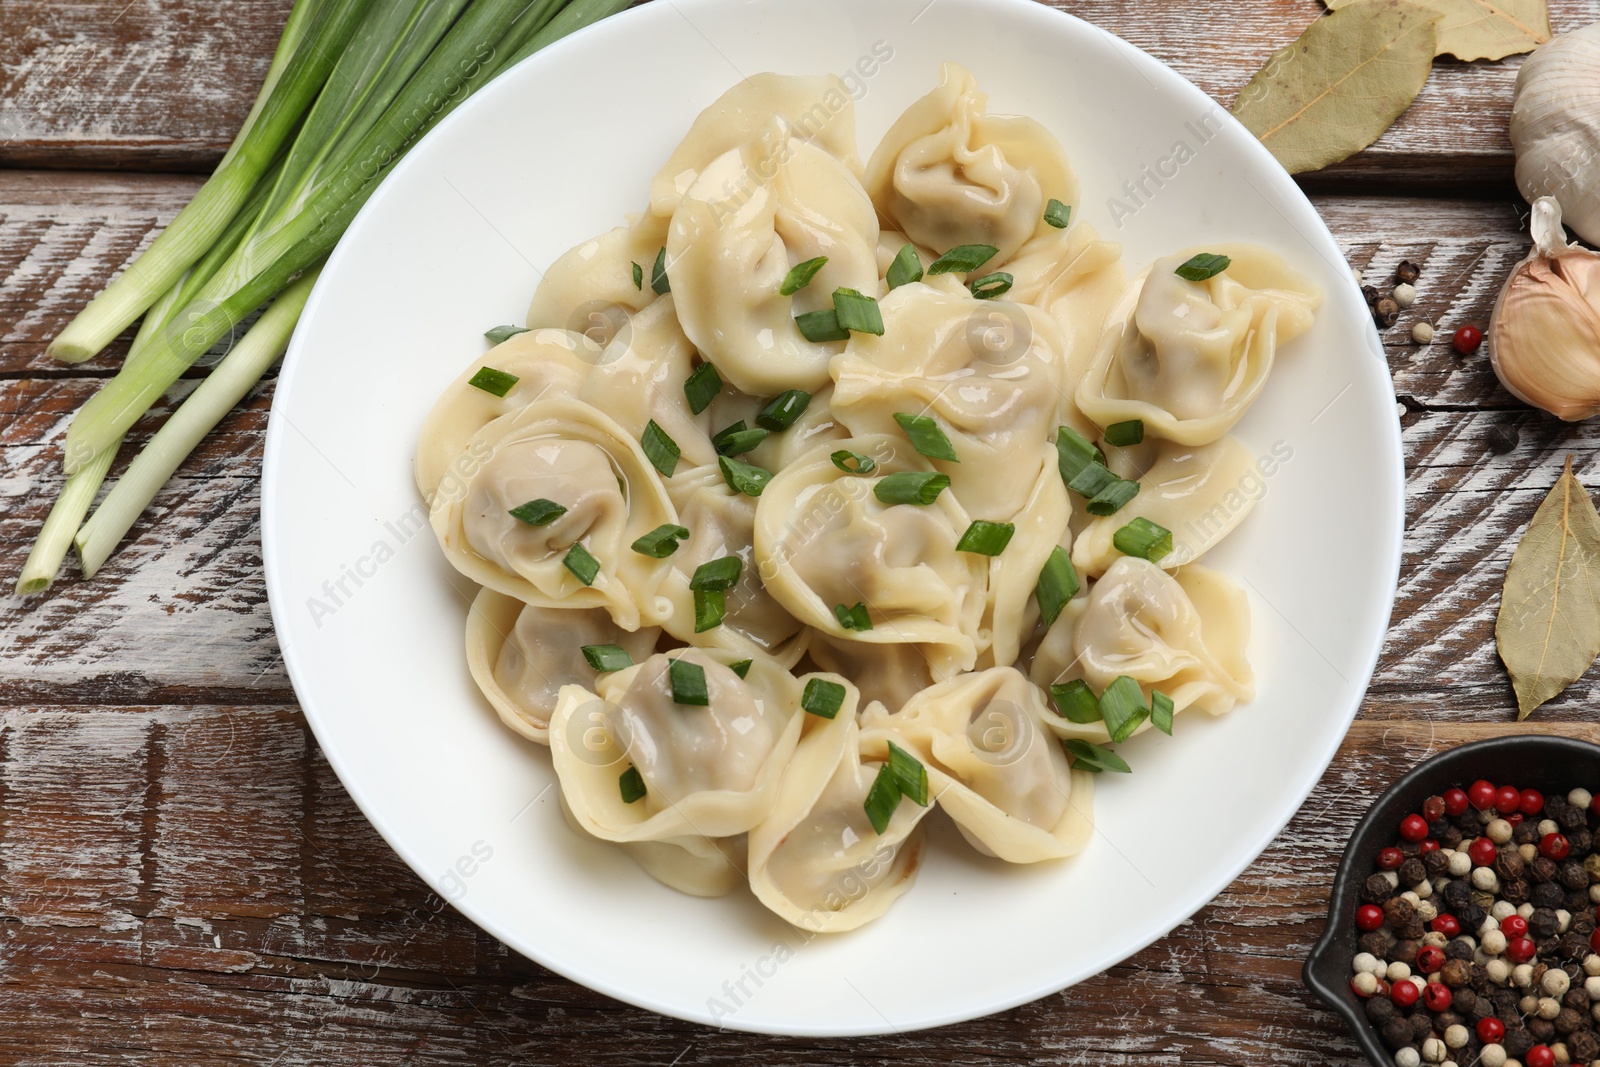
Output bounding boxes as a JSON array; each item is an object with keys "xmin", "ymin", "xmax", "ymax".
[
  {"xmin": 1490, "ymin": 197, "xmax": 1600, "ymax": 421},
  {"xmin": 1512, "ymin": 22, "xmax": 1600, "ymax": 248}
]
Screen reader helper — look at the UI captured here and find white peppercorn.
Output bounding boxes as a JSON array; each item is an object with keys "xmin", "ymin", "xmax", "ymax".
[
  {"xmin": 1473, "ymin": 867, "xmax": 1501, "ymax": 892},
  {"xmin": 1483, "ymin": 929, "xmax": 1509, "ymax": 955},
  {"xmin": 1587, "ymin": 954, "xmax": 1600, "ymax": 976},
  {"xmin": 1494, "ymin": 900, "xmax": 1518, "ymax": 921},
  {"xmin": 1353, "ymin": 971, "xmax": 1380, "ymax": 996},
  {"xmin": 1415, "ymin": 879, "xmax": 1434, "ymax": 899},
  {"xmin": 1540, "ymin": 995, "xmax": 1564, "ymax": 1019},
  {"xmin": 1525, "ymin": 994, "xmax": 1545, "ymax": 1015},
  {"xmin": 1593, "ymin": 1001, "xmax": 1600, "ymax": 1023},
  {"xmin": 1520, "ymin": 903, "xmax": 1536, "ymax": 920},
  {"xmin": 1423, "ymin": 1037, "xmax": 1447, "ymax": 1064},
  {"xmin": 1516, "ymin": 963, "xmax": 1537, "ymax": 988},
  {"xmin": 1480, "ymin": 1043, "xmax": 1508, "ymax": 1067},
  {"xmin": 1353, "ymin": 268, "xmax": 1365, "ymax": 286},
  {"xmin": 1590, "ymin": 884, "xmax": 1600, "ymax": 904},
  {"xmin": 1410, "ymin": 976, "xmax": 1428, "ymax": 995},
  {"xmin": 1410, "ymin": 320, "xmax": 1434, "ymax": 344},
  {"xmin": 1394, "ymin": 282, "xmax": 1417, "ymax": 307},
  {"xmin": 1424, "ymin": 931, "xmax": 1450, "ymax": 948},
  {"xmin": 1545, "ymin": 968, "xmax": 1572, "ymax": 997},
  {"xmin": 1383, "ymin": 870, "xmax": 1401, "ymax": 889},
  {"xmin": 1451, "ymin": 852, "xmax": 1474, "ymax": 877},
  {"xmin": 1542, "ymin": 819, "xmax": 1562, "ymax": 837},
  {"xmin": 1552, "ymin": 1044, "xmax": 1569, "ymax": 1066},
  {"xmin": 1487, "ymin": 959, "xmax": 1513, "ymax": 984},
  {"xmin": 1417, "ymin": 900, "xmax": 1439, "ymax": 922},
  {"xmin": 1559, "ymin": 909, "xmax": 1573, "ymax": 933},
  {"xmin": 1524, "ymin": 844, "xmax": 1542, "ymax": 863},
  {"xmin": 1570, "ymin": 788, "xmax": 1592, "ymax": 810},
  {"xmin": 1403, "ymin": 890, "xmax": 1421, "ymax": 904},
  {"xmin": 1389, "ymin": 961, "xmax": 1413, "ymax": 982},
  {"xmin": 1445, "ymin": 1025, "xmax": 1470, "ymax": 1050},
  {"xmin": 1586, "ymin": 976, "xmax": 1600, "ymax": 999},
  {"xmin": 1482, "ymin": 916, "xmax": 1502, "ymax": 936},
  {"xmin": 1489, "ymin": 818, "xmax": 1516, "ymax": 844},
  {"xmin": 1396, "ymin": 1049, "xmax": 1422, "ymax": 1067}
]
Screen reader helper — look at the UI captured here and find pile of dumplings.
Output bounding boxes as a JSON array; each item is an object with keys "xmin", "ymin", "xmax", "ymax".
[{"xmin": 417, "ymin": 63, "xmax": 1323, "ymax": 932}]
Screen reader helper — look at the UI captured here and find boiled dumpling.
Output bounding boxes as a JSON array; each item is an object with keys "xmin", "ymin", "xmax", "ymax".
[
  {"xmin": 807, "ymin": 634, "xmax": 935, "ymax": 713},
  {"xmin": 553, "ymin": 787, "xmax": 745, "ymax": 898},
  {"xmin": 981, "ymin": 446, "xmax": 1074, "ymax": 667},
  {"xmin": 524, "ymin": 213, "xmax": 669, "ymax": 348},
  {"xmin": 995, "ymin": 220, "xmax": 1126, "ymax": 373}
]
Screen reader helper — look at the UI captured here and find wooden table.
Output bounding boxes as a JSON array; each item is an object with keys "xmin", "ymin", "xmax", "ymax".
[{"xmin": 4, "ymin": 0, "xmax": 1599, "ymax": 1060}]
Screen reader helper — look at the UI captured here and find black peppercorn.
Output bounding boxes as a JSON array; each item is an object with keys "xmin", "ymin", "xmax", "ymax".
[
  {"xmin": 1505, "ymin": 1028, "xmax": 1536, "ymax": 1058},
  {"xmin": 1563, "ymin": 860, "xmax": 1589, "ymax": 890},
  {"xmin": 1441, "ymin": 958, "xmax": 1473, "ymax": 987},
  {"xmin": 1400, "ymin": 857, "xmax": 1427, "ymax": 886},
  {"xmin": 1499, "ymin": 848, "xmax": 1529, "ymax": 882},
  {"xmin": 1367, "ymin": 994, "xmax": 1397, "ymax": 1024},
  {"xmin": 1560, "ymin": 804, "xmax": 1588, "ymax": 831},
  {"xmin": 1538, "ymin": 935, "xmax": 1564, "ymax": 958},
  {"xmin": 1392, "ymin": 939, "xmax": 1420, "ymax": 965},
  {"xmin": 1425, "ymin": 850, "xmax": 1450, "ymax": 879},
  {"xmin": 1447, "ymin": 938, "xmax": 1477, "ymax": 961},
  {"xmin": 1571, "ymin": 827, "xmax": 1592, "ymax": 855},
  {"xmin": 1437, "ymin": 1010, "xmax": 1465, "ymax": 1032},
  {"xmin": 1439, "ymin": 824, "xmax": 1464, "ymax": 849},
  {"xmin": 1573, "ymin": 911, "xmax": 1596, "ymax": 936},
  {"xmin": 1562, "ymin": 931, "xmax": 1590, "ymax": 959},
  {"xmin": 1455, "ymin": 988, "xmax": 1481, "ymax": 1014},
  {"xmin": 1397, "ymin": 919, "xmax": 1426, "ymax": 941},
  {"xmin": 1557, "ymin": 1007, "xmax": 1585, "ymax": 1035},
  {"xmin": 1469, "ymin": 962, "xmax": 1488, "ymax": 989},
  {"xmin": 1530, "ymin": 1017, "xmax": 1558, "ymax": 1043},
  {"xmin": 1429, "ymin": 817, "xmax": 1453, "ymax": 838},
  {"xmin": 1374, "ymin": 297, "xmax": 1401, "ymax": 328},
  {"xmin": 1445, "ymin": 880, "xmax": 1474, "ymax": 910},
  {"xmin": 1382, "ymin": 1016, "xmax": 1413, "ymax": 1050},
  {"xmin": 1458, "ymin": 811, "xmax": 1488, "ymax": 832},
  {"xmin": 1457, "ymin": 903, "xmax": 1486, "ymax": 928},
  {"xmin": 1362, "ymin": 284, "xmax": 1381, "ymax": 306},
  {"xmin": 1396, "ymin": 260, "xmax": 1421, "ymax": 284},
  {"xmin": 1569, "ymin": 889, "xmax": 1593, "ymax": 912},
  {"xmin": 1534, "ymin": 857, "xmax": 1560, "ymax": 883},
  {"xmin": 1516, "ymin": 820, "xmax": 1541, "ymax": 846},
  {"xmin": 1571, "ymin": 1029, "xmax": 1600, "ymax": 1062},
  {"xmin": 1532, "ymin": 908, "xmax": 1562, "ymax": 940},
  {"xmin": 1386, "ymin": 897, "xmax": 1419, "ymax": 927},
  {"xmin": 1360, "ymin": 930, "xmax": 1396, "ymax": 957},
  {"xmin": 1411, "ymin": 1013, "xmax": 1432, "ymax": 1041},
  {"xmin": 1533, "ymin": 881, "xmax": 1565, "ymax": 909},
  {"xmin": 1503, "ymin": 877, "xmax": 1531, "ymax": 905},
  {"xmin": 1565, "ymin": 988, "xmax": 1591, "ymax": 1011},
  {"xmin": 1363, "ymin": 873, "xmax": 1397, "ymax": 903}
]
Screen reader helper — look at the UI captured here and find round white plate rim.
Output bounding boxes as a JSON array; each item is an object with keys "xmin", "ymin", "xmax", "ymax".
[{"xmin": 262, "ymin": 0, "xmax": 1404, "ymax": 1036}]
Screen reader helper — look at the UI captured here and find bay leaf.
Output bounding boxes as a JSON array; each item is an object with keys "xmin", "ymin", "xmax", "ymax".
[
  {"xmin": 1232, "ymin": 0, "xmax": 1441, "ymax": 175},
  {"xmin": 1496, "ymin": 456, "xmax": 1600, "ymax": 720},
  {"xmin": 1328, "ymin": 0, "xmax": 1551, "ymax": 60}
]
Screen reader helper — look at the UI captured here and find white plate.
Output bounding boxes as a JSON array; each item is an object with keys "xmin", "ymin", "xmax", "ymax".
[{"xmin": 262, "ymin": 0, "xmax": 1402, "ymax": 1036}]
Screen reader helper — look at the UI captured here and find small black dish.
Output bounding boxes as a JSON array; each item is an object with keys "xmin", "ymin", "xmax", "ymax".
[{"xmin": 1304, "ymin": 734, "xmax": 1600, "ymax": 1067}]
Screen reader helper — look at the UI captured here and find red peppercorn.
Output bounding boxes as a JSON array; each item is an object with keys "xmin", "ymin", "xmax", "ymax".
[
  {"xmin": 1469, "ymin": 779, "xmax": 1497, "ymax": 810},
  {"xmin": 1478, "ymin": 1017, "xmax": 1507, "ymax": 1044},
  {"xmin": 1508, "ymin": 813, "xmax": 1524, "ymax": 827},
  {"xmin": 1519, "ymin": 788, "xmax": 1545, "ymax": 816},
  {"xmin": 1526, "ymin": 1045, "xmax": 1555, "ymax": 1067},
  {"xmin": 1592, "ymin": 793, "xmax": 1600, "ymax": 819},
  {"xmin": 1400, "ymin": 813, "xmax": 1429, "ymax": 842},
  {"xmin": 1416, "ymin": 945, "xmax": 1447, "ymax": 974},
  {"xmin": 1591, "ymin": 927, "xmax": 1600, "ymax": 954},
  {"xmin": 1357, "ymin": 904, "xmax": 1385, "ymax": 931},
  {"xmin": 1507, "ymin": 936, "xmax": 1537, "ymax": 963},
  {"xmin": 1391, "ymin": 980, "xmax": 1420, "ymax": 1008},
  {"xmin": 1540, "ymin": 832, "xmax": 1571, "ymax": 860},
  {"xmin": 1377, "ymin": 847, "xmax": 1405, "ymax": 870},
  {"xmin": 1453, "ymin": 325, "xmax": 1484, "ymax": 355},
  {"xmin": 1419, "ymin": 838, "xmax": 1440, "ymax": 854},
  {"xmin": 1468, "ymin": 837, "xmax": 1499, "ymax": 867},
  {"xmin": 1444, "ymin": 787, "xmax": 1469, "ymax": 816},
  {"xmin": 1423, "ymin": 982, "xmax": 1453, "ymax": 1012},
  {"xmin": 1422, "ymin": 794, "xmax": 1446, "ymax": 822},
  {"xmin": 1495, "ymin": 784, "xmax": 1522, "ymax": 814},
  {"xmin": 1502, "ymin": 915, "xmax": 1529, "ymax": 939},
  {"xmin": 1431, "ymin": 914, "xmax": 1461, "ymax": 937}
]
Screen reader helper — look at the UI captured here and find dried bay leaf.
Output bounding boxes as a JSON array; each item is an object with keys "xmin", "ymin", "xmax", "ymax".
[
  {"xmin": 1232, "ymin": 0, "xmax": 1441, "ymax": 174},
  {"xmin": 1327, "ymin": 0, "xmax": 1551, "ymax": 60},
  {"xmin": 1496, "ymin": 456, "xmax": 1600, "ymax": 719}
]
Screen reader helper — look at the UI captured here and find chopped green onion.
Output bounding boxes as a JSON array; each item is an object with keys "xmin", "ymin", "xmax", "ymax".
[
  {"xmin": 1099, "ymin": 676, "xmax": 1149, "ymax": 744},
  {"xmin": 795, "ymin": 308, "xmax": 850, "ymax": 342},
  {"xmin": 485, "ymin": 324, "xmax": 530, "ymax": 344},
  {"xmin": 969, "ymin": 272, "xmax": 1013, "ymax": 300},
  {"xmin": 693, "ymin": 588, "xmax": 725, "ymax": 632},
  {"xmin": 1104, "ymin": 419, "xmax": 1144, "ymax": 446},
  {"xmin": 892, "ymin": 412, "xmax": 959, "ymax": 462},
  {"xmin": 619, "ymin": 766, "xmax": 647, "ymax": 803},
  {"xmin": 651, "ymin": 246, "xmax": 671, "ymax": 294},
  {"xmin": 956, "ymin": 520, "xmax": 1016, "ymax": 556},
  {"xmin": 1067, "ymin": 461, "xmax": 1118, "ymax": 498},
  {"xmin": 833, "ymin": 602, "xmax": 872, "ymax": 632},
  {"xmin": 582, "ymin": 644, "xmax": 633, "ymax": 672},
  {"xmin": 640, "ymin": 420, "xmax": 680, "ymax": 477},
  {"xmin": 683, "ymin": 361, "xmax": 721, "ymax": 414},
  {"xmin": 873, "ymin": 471, "xmax": 951, "ymax": 506},
  {"xmin": 508, "ymin": 498, "xmax": 566, "ymax": 527},
  {"xmin": 1151, "ymin": 690, "xmax": 1175, "ymax": 735},
  {"xmin": 1062, "ymin": 738, "xmax": 1131, "ymax": 774},
  {"xmin": 712, "ymin": 422, "xmax": 768, "ymax": 456},
  {"xmin": 467, "ymin": 366, "xmax": 519, "ymax": 397},
  {"xmin": 563, "ymin": 543, "xmax": 600, "ymax": 586},
  {"xmin": 728, "ymin": 659, "xmax": 753, "ymax": 679},
  {"xmin": 833, "ymin": 287, "xmax": 884, "ymax": 335},
  {"xmin": 780, "ymin": 256, "xmax": 828, "ymax": 295},
  {"xmin": 1055, "ymin": 425, "xmax": 1102, "ymax": 484},
  {"xmin": 1044, "ymin": 199, "xmax": 1072, "ymax": 229},
  {"xmin": 631, "ymin": 261, "xmax": 643, "ymax": 290},
  {"xmin": 1175, "ymin": 252, "xmax": 1231, "ymax": 281},
  {"xmin": 831, "ymin": 450, "xmax": 876, "ymax": 475},
  {"xmin": 1113, "ymin": 517, "xmax": 1173, "ymax": 562},
  {"xmin": 718, "ymin": 455, "xmax": 773, "ymax": 497},
  {"xmin": 1050, "ymin": 680, "xmax": 1102, "ymax": 724},
  {"xmin": 756, "ymin": 390, "xmax": 811, "ymax": 431},
  {"xmin": 689, "ymin": 555, "xmax": 742, "ymax": 591},
  {"xmin": 801, "ymin": 677, "xmax": 846, "ymax": 719},
  {"xmin": 927, "ymin": 243, "xmax": 998, "ymax": 275},
  {"xmin": 668, "ymin": 657, "xmax": 709, "ymax": 705},
  {"xmin": 632, "ymin": 523, "xmax": 690, "ymax": 558},
  {"xmin": 863, "ymin": 763, "xmax": 903, "ymax": 834},
  {"xmin": 1035, "ymin": 546, "xmax": 1079, "ymax": 629},
  {"xmin": 887, "ymin": 243, "xmax": 924, "ymax": 289},
  {"xmin": 1087, "ymin": 477, "xmax": 1140, "ymax": 516},
  {"xmin": 886, "ymin": 740, "xmax": 929, "ymax": 806}
]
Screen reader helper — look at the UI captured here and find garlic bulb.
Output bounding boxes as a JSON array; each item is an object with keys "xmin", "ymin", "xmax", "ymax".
[
  {"xmin": 1511, "ymin": 22, "xmax": 1600, "ymax": 247},
  {"xmin": 1489, "ymin": 197, "xmax": 1600, "ymax": 421}
]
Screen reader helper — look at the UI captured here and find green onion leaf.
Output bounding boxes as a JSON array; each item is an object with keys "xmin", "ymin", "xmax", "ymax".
[
  {"xmin": 1050, "ymin": 680, "xmax": 1102, "ymax": 724},
  {"xmin": 619, "ymin": 766, "xmax": 647, "ymax": 803},
  {"xmin": 693, "ymin": 588, "xmax": 725, "ymax": 632},
  {"xmin": 801, "ymin": 677, "xmax": 846, "ymax": 719},
  {"xmin": 668, "ymin": 658, "xmax": 709, "ymax": 705},
  {"xmin": 887, "ymin": 243, "xmax": 924, "ymax": 289},
  {"xmin": 927, "ymin": 243, "xmax": 999, "ymax": 275},
  {"xmin": 833, "ymin": 602, "xmax": 872, "ymax": 632},
  {"xmin": 1087, "ymin": 477, "xmax": 1140, "ymax": 516},
  {"xmin": 563, "ymin": 543, "xmax": 601, "ymax": 586},
  {"xmin": 631, "ymin": 261, "xmax": 643, "ymax": 290},
  {"xmin": 833, "ymin": 287, "xmax": 884, "ymax": 335},
  {"xmin": 508, "ymin": 498, "xmax": 566, "ymax": 527},
  {"xmin": 893, "ymin": 412, "xmax": 959, "ymax": 462},
  {"xmin": 729, "ymin": 659, "xmax": 753, "ymax": 679},
  {"xmin": 1151, "ymin": 690, "xmax": 1175, "ymax": 735},
  {"xmin": 689, "ymin": 554, "xmax": 742, "ymax": 591},
  {"xmin": 651, "ymin": 246, "xmax": 671, "ymax": 294},
  {"xmin": 864, "ymin": 763, "xmax": 903, "ymax": 834},
  {"xmin": 582, "ymin": 644, "xmax": 633, "ymax": 673},
  {"xmin": 1067, "ymin": 461, "xmax": 1118, "ymax": 499},
  {"xmin": 795, "ymin": 308, "xmax": 850, "ymax": 342},
  {"xmin": 780, "ymin": 256, "xmax": 828, "ymax": 295},
  {"xmin": 1099, "ymin": 676, "xmax": 1149, "ymax": 744},
  {"xmin": 641, "ymin": 420, "xmax": 681, "ymax": 477},
  {"xmin": 485, "ymin": 324, "xmax": 530, "ymax": 344},
  {"xmin": 874, "ymin": 471, "xmax": 951, "ymax": 506},
  {"xmin": 831, "ymin": 450, "xmax": 876, "ymax": 475},
  {"xmin": 632, "ymin": 523, "xmax": 690, "ymax": 558},
  {"xmin": 719, "ymin": 455, "xmax": 773, "ymax": 497},
  {"xmin": 756, "ymin": 390, "xmax": 811, "ymax": 431},
  {"xmin": 683, "ymin": 362, "xmax": 721, "ymax": 415},
  {"xmin": 467, "ymin": 366, "xmax": 519, "ymax": 398},
  {"xmin": 1055, "ymin": 425, "xmax": 1102, "ymax": 484},
  {"xmin": 969, "ymin": 271, "xmax": 1013, "ymax": 300},
  {"xmin": 1113, "ymin": 516, "xmax": 1173, "ymax": 562},
  {"xmin": 886, "ymin": 740, "xmax": 929, "ymax": 806},
  {"xmin": 956, "ymin": 520, "xmax": 1016, "ymax": 556},
  {"xmin": 1044, "ymin": 199, "xmax": 1072, "ymax": 229},
  {"xmin": 1104, "ymin": 419, "xmax": 1144, "ymax": 446},
  {"xmin": 1175, "ymin": 252, "xmax": 1231, "ymax": 282},
  {"xmin": 712, "ymin": 422, "xmax": 769, "ymax": 456},
  {"xmin": 1035, "ymin": 546, "xmax": 1079, "ymax": 629},
  {"xmin": 1063, "ymin": 738, "xmax": 1131, "ymax": 774}
]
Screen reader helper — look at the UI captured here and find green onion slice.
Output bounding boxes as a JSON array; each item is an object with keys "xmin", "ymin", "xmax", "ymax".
[
  {"xmin": 1113, "ymin": 516, "xmax": 1173, "ymax": 562},
  {"xmin": 795, "ymin": 308, "xmax": 850, "ymax": 342},
  {"xmin": 668, "ymin": 658, "xmax": 709, "ymax": 705},
  {"xmin": 632, "ymin": 523, "xmax": 690, "ymax": 558},
  {"xmin": 651, "ymin": 246, "xmax": 671, "ymax": 294},
  {"xmin": 631, "ymin": 261, "xmax": 644, "ymax": 290},
  {"xmin": 831, "ymin": 450, "xmax": 876, "ymax": 475},
  {"xmin": 619, "ymin": 766, "xmax": 647, "ymax": 803},
  {"xmin": 508, "ymin": 498, "xmax": 566, "ymax": 527},
  {"xmin": 873, "ymin": 471, "xmax": 951, "ymax": 506},
  {"xmin": 1063, "ymin": 738, "xmax": 1131, "ymax": 774},
  {"xmin": 484, "ymin": 325, "xmax": 530, "ymax": 344},
  {"xmin": 893, "ymin": 412, "xmax": 959, "ymax": 462},
  {"xmin": 718, "ymin": 454, "xmax": 773, "ymax": 497},
  {"xmin": 1067, "ymin": 461, "xmax": 1118, "ymax": 499},
  {"xmin": 886, "ymin": 740, "xmax": 929, "ymax": 806},
  {"xmin": 833, "ymin": 287, "xmax": 884, "ymax": 335},
  {"xmin": 969, "ymin": 271, "xmax": 1013, "ymax": 300},
  {"xmin": 641, "ymin": 420, "xmax": 680, "ymax": 477},
  {"xmin": 801, "ymin": 677, "xmax": 846, "ymax": 719},
  {"xmin": 693, "ymin": 588, "xmax": 725, "ymax": 632},
  {"xmin": 683, "ymin": 361, "xmax": 721, "ymax": 414},
  {"xmin": 1086, "ymin": 477, "xmax": 1140, "ymax": 517},
  {"xmin": 563, "ymin": 543, "xmax": 601, "ymax": 586},
  {"xmin": 927, "ymin": 243, "xmax": 999, "ymax": 275},
  {"xmin": 833, "ymin": 602, "xmax": 872, "ymax": 632},
  {"xmin": 1175, "ymin": 252, "xmax": 1231, "ymax": 281},
  {"xmin": 689, "ymin": 555, "xmax": 742, "ymax": 591},
  {"xmin": 582, "ymin": 644, "xmax": 633, "ymax": 673},
  {"xmin": 756, "ymin": 390, "xmax": 812, "ymax": 431},
  {"xmin": 728, "ymin": 659, "xmax": 753, "ymax": 679},
  {"xmin": 1050, "ymin": 680, "xmax": 1102, "ymax": 724},
  {"xmin": 956, "ymin": 520, "xmax": 1015, "ymax": 556},
  {"xmin": 863, "ymin": 763, "xmax": 903, "ymax": 834},
  {"xmin": 1151, "ymin": 690, "xmax": 1175, "ymax": 735},
  {"xmin": 780, "ymin": 256, "xmax": 828, "ymax": 295},
  {"xmin": 887, "ymin": 243, "xmax": 924, "ymax": 289},
  {"xmin": 1055, "ymin": 425, "xmax": 1101, "ymax": 484},
  {"xmin": 712, "ymin": 423, "xmax": 768, "ymax": 456},
  {"xmin": 1044, "ymin": 199, "xmax": 1072, "ymax": 229},
  {"xmin": 467, "ymin": 367, "xmax": 519, "ymax": 398},
  {"xmin": 1035, "ymin": 546, "xmax": 1079, "ymax": 629},
  {"xmin": 1099, "ymin": 675, "xmax": 1149, "ymax": 744},
  {"xmin": 1104, "ymin": 419, "xmax": 1144, "ymax": 446}
]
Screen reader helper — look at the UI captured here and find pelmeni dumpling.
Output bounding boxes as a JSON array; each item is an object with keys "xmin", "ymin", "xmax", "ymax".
[
  {"xmin": 650, "ymin": 73, "xmax": 862, "ymax": 219},
  {"xmin": 754, "ymin": 435, "xmax": 989, "ymax": 678},
  {"xmin": 1077, "ymin": 246, "xmax": 1321, "ymax": 445},
  {"xmin": 982, "ymin": 446, "xmax": 1073, "ymax": 667},
  {"xmin": 829, "ymin": 283, "xmax": 1070, "ymax": 518},
  {"xmin": 863, "ymin": 63, "xmax": 1077, "ymax": 267},
  {"xmin": 996, "ymin": 220, "xmax": 1127, "ymax": 371},
  {"xmin": 1072, "ymin": 436, "xmax": 1262, "ymax": 577},
  {"xmin": 748, "ymin": 704, "xmax": 931, "ymax": 932},
  {"xmin": 745, "ymin": 385, "xmax": 850, "ymax": 474},
  {"xmin": 414, "ymin": 329, "xmax": 599, "ymax": 499},
  {"xmin": 464, "ymin": 589, "xmax": 661, "ymax": 743},
  {"xmin": 429, "ymin": 398, "xmax": 676, "ymax": 630},
  {"xmin": 862, "ymin": 668, "xmax": 1094, "ymax": 863},
  {"xmin": 554, "ymin": 787, "xmax": 745, "ymax": 898},
  {"xmin": 808, "ymin": 635, "xmax": 935, "ymax": 714},
  {"xmin": 525, "ymin": 213, "xmax": 669, "ymax": 348},
  {"xmin": 666, "ymin": 123, "xmax": 880, "ymax": 395}
]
